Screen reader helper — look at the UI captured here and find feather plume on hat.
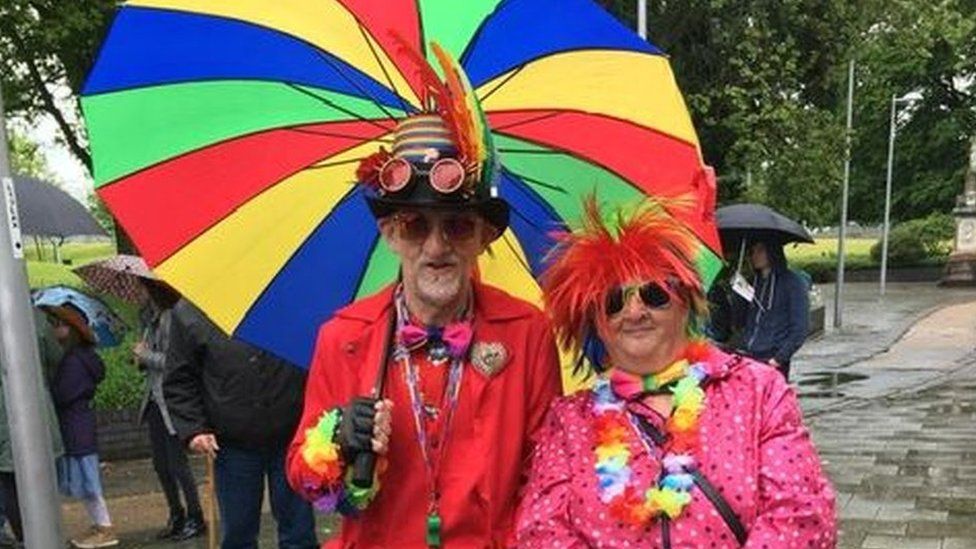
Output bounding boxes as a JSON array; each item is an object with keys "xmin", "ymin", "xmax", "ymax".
[{"xmin": 541, "ymin": 196, "xmax": 708, "ymax": 370}]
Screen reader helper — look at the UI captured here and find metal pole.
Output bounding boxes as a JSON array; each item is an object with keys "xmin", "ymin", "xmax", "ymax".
[
  {"xmin": 834, "ymin": 59, "xmax": 854, "ymax": 328},
  {"xmin": 880, "ymin": 93, "xmax": 898, "ymax": 296},
  {"xmin": 0, "ymin": 84, "xmax": 65, "ymax": 548},
  {"xmin": 638, "ymin": 0, "xmax": 647, "ymax": 39}
]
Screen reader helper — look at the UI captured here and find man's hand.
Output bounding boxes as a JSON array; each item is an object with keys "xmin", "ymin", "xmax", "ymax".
[
  {"xmin": 372, "ymin": 399, "xmax": 393, "ymax": 455},
  {"xmin": 768, "ymin": 358, "xmax": 780, "ymax": 368},
  {"xmin": 339, "ymin": 397, "xmax": 393, "ymax": 460},
  {"xmin": 189, "ymin": 433, "xmax": 219, "ymax": 458}
]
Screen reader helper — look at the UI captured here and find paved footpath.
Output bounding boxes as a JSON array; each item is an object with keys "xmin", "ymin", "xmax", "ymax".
[
  {"xmin": 51, "ymin": 282, "xmax": 976, "ymax": 547},
  {"xmin": 800, "ymin": 289, "xmax": 976, "ymax": 548}
]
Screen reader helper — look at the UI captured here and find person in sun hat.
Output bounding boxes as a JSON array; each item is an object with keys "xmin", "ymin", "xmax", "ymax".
[
  {"xmin": 285, "ymin": 43, "xmax": 561, "ymax": 548},
  {"xmin": 515, "ymin": 198, "xmax": 836, "ymax": 547},
  {"xmin": 42, "ymin": 304, "xmax": 119, "ymax": 548}
]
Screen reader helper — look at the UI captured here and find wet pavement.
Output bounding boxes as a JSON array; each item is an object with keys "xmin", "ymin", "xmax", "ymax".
[
  {"xmin": 793, "ymin": 282, "xmax": 976, "ymax": 415},
  {"xmin": 49, "ymin": 282, "xmax": 976, "ymax": 547}
]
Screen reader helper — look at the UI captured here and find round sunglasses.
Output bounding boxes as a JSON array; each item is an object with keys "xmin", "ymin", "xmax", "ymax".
[
  {"xmin": 604, "ymin": 282, "xmax": 672, "ymax": 316},
  {"xmin": 391, "ymin": 212, "xmax": 479, "ymax": 243},
  {"xmin": 379, "ymin": 157, "xmax": 467, "ymax": 194}
]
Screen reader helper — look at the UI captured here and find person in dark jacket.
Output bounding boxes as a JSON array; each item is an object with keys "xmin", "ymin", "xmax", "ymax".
[
  {"xmin": 46, "ymin": 304, "xmax": 119, "ymax": 548},
  {"xmin": 163, "ymin": 298, "xmax": 316, "ymax": 549},
  {"xmin": 134, "ymin": 282, "xmax": 204, "ymax": 541},
  {"xmin": 0, "ymin": 307, "xmax": 65, "ymax": 545},
  {"xmin": 738, "ymin": 240, "xmax": 810, "ymax": 380}
]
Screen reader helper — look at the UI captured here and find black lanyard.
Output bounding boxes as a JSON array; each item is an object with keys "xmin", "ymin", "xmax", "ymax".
[{"xmin": 633, "ymin": 417, "xmax": 747, "ymax": 546}]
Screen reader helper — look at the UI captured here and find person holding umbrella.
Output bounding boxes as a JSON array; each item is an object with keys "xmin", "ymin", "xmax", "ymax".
[
  {"xmin": 75, "ymin": 255, "xmax": 206, "ymax": 541},
  {"xmin": 285, "ymin": 47, "xmax": 561, "ymax": 548},
  {"xmin": 738, "ymin": 240, "xmax": 810, "ymax": 380},
  {"xmin": 715, "ymin": 204, "xmax": 815, "ymax": 380},
  {"xmin": 133, "ymin": 280, "xmax": 205, "ymax": 541}
]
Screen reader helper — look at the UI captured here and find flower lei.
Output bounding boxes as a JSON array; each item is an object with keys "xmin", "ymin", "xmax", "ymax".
[
  {"xmin": 299, "ymin": 408, "xmax": 384, "ymax": 515},
  {"xmin": 593, "ymin": 348, "xmax": 708, "ymax": 526}
]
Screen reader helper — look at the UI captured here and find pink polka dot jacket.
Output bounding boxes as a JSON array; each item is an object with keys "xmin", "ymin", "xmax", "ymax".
[{"xmin": 515, "ymin": 347, "xmax": 836, "ymax": 548}]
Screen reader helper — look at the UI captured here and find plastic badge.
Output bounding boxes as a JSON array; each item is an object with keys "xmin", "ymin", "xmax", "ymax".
[
  {"xmin": 2, "ymin": 177, "xmax": 24, "ymax": 259},
  {"xmin": 730, "ymin": 271, "xmax": 755, "ymax": 303}
]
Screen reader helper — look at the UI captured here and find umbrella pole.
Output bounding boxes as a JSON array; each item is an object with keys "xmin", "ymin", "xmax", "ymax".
[
  {"xmin": 351, "ymin": 288, "xmax": 399, "ymax": 488},
  {"xmin": 207, "ymin": 453, "xmax": 218, "ymax": 549}
]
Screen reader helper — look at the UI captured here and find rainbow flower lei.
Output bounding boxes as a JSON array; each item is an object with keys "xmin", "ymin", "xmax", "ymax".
[
  {"xmin": 299, "ymin": 408, "xmax": 383, "ymax": 515},
  {"xmin": 593, "ymin": 356, "xmax": 708, "ymax": 526}
]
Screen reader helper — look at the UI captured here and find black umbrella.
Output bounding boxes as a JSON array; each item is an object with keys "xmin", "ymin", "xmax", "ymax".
[
  {"xmin": 13, "ymin": 174, "xmax": 106, "ymax": 238},
  {"xmin": 716, "ymin": 203, "xmax": 814, "ymax": 248}
]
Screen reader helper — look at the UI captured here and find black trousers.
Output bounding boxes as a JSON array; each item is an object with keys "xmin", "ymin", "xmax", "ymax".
[
  {"xmin": 146, "ymin": 401, "xmax": 203, "ymax": 519},
  {"xmin": 0, "ymin": 472, "xmax": 22, "ymax": 541}
]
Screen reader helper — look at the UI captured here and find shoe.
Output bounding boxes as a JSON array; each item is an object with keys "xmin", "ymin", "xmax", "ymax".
[
  {"xmin": 70, "ymin": 525, "xmax": 119, "ymax": 548},
  {"xmin": 171, "ymin": 514, "xmax": 206, "ymax": 541},
  {"xmin": 156, "ymin": 512, "xmax": 185, "ymax": 539}
]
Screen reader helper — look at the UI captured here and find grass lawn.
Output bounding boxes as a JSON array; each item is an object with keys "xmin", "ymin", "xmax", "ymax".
[
  {"xmin": 784, "ymin": 238, "xmax": 876, "ymax": 263},
  {"xmin": 24, "ymin": 239, "xmax": 116, "ymax": 289}
]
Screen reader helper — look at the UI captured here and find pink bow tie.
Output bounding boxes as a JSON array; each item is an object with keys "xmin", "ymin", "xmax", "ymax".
[
  {"xmin": 398, "ymin": 321, "xmax": 473, "ymax": 359},
  {"xmin": 609, "ymin": 369, "xmax": 647, "ymax": 402}
]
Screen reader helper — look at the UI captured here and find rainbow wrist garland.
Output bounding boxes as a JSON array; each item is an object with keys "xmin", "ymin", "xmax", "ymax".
[
  {"xmin": 593, "ymin": 354, "xmax": 708, "ymax": 526},
  {"xmin": 299, "ymin": 408, "xmax": 382, "ymax": 515}
]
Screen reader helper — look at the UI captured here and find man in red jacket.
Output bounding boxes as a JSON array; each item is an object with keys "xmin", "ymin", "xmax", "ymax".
[{"xmin": 286, "ymin": 52, "xmax": 561, "ymax": 548}]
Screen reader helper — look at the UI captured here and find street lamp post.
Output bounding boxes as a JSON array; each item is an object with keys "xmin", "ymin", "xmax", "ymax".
[
  {"xmin": 880, "ymin": 93, "xmax": 915, "ymax": 296},
  {"xmin": 637, "ymin": 0, "xmax": 647, "ymax": 39},
  {"xmin": 835, "ymin": 59, "xmax": 855, "ymax": 328},
  {"xmin": 0, "ymin": 84, "xmax": 66, "ymax": 547}
]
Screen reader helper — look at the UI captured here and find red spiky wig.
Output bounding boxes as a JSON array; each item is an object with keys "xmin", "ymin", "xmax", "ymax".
[{"xmin": 541, "ymin": 197, "xmax": 708, "ymax": 365}]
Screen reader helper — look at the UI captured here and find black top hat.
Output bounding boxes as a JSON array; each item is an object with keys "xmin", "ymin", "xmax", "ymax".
[{"xmin": 357, "ymin": 44, "xmax": 509, "ymax": 235}]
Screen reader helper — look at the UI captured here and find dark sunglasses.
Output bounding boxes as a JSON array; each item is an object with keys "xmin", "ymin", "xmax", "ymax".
[
  {"xmin": 604, "ymin": 282, "xmax": 672, "ymax": 316},
  {"xmin": 392, "ymin": 212, "xmax": 479, "ymax": 243}
]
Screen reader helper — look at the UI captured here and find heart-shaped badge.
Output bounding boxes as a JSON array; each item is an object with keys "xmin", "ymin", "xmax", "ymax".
[{"xmin": 470, "ymin": 341, "xmax": 510, "ymax": 378}]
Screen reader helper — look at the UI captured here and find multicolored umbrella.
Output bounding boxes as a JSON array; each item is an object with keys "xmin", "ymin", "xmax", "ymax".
[
  {"xmin": 81, "ymin": 0, "xmax": 722, "ymax": 369},
  {"xmin": 32, "ymin": 286, "xmax": 127, "ymax": 347}
]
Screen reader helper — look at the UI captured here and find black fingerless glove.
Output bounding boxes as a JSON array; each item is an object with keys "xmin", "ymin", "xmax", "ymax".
[{"xmin": 337, "ymin": 396, "xmax": 378, "ymax": 462}]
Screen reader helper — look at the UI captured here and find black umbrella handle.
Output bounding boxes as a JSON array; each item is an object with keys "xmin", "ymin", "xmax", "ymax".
[{"xmin": 351, "ymin": 288, "xmax": 399, "ymax": 488}]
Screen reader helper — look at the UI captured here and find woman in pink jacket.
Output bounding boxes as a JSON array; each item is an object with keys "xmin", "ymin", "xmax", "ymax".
[{"xmin": 516, "ymin": 200, "xmax": 836, "ymax": 548}]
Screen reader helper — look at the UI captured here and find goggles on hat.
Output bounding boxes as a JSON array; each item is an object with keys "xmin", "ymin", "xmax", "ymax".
[
  {"xmin": 605, "ymin": 282, "xmax": 673, "ymax": 316},
  {"xmin": 379, "ymin": 157, "xmax": 467, "ymax": 194}
]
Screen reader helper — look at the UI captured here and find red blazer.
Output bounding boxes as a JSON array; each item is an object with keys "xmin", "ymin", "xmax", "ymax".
[{"xmin": 287, "ymin": 282, "xmax": 562, "ymax": 548}]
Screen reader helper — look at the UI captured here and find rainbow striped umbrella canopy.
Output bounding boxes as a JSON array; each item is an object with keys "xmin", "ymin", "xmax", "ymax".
[{"xmin": 81, "ymin": 0, "xmax": 722, "ymax": 369}]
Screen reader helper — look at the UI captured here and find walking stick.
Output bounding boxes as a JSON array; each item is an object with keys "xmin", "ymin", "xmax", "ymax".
[{"xmin": 206, "ymin": 453, "xmax": 217, "ymax": 549}]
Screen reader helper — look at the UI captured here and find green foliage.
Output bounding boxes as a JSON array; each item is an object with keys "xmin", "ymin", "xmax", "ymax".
[
  {"xmin": 93, "ymin": 326, "xmax": 144, "ymax": 411},
  {"xmin": 0, "ymin": 0, "xmax": 117, "ymax": 172},
  {"xmin": 7, "ymin": 130, "xmax": 51, "ymax": 179},
  {"xmin": 869, "ymin": 213, "xmax": 956, "ymax": 264},
  {"xmin": 600, "ymin": 0, "xmax": 975, "ymax": 225}
]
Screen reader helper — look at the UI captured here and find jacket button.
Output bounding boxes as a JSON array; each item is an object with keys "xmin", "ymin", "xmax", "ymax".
[{"xmin": 343, "ymin": 342, "xmax": 357, "ymax": 354}]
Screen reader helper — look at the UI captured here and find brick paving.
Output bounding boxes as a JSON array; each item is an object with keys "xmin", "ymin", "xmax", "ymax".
[{"xmin": 808, "ymin": 357, "xmax": 976, "ymax": 549}]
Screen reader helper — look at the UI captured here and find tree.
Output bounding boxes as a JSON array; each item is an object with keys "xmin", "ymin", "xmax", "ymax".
[
  {"xmin": 600, "ymin": 0, "xmax": 975, "ymax": 225},
  {"xmin": 0, "ymin": 0, "xmax": 117, "ymax": 174},
  {"xmin": 845, "ymin": 0, "xmax": 976, "ymax": 223},
  {"xmin": 599, "ymin": 0, "xmax": 861, "ymax": 225},
  {"xmin": 6, "ymin": 129, "xmax": 52, "ymax": 180}
]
